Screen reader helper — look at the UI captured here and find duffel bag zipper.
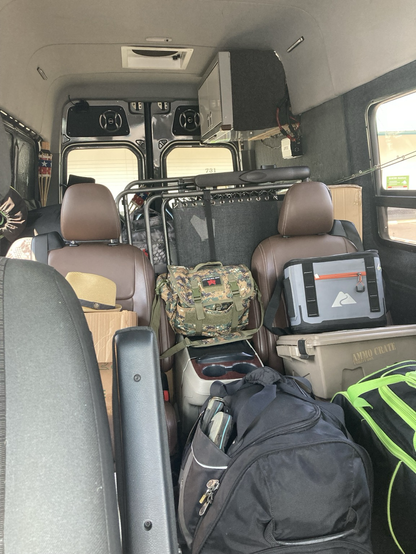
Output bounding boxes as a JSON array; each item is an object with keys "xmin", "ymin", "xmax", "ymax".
[
  {"xmin": 192, "ymin": 437, "xmax": 370, "ymax": 554},
  {"xmin": 198, "ymin": 479, "xmax": 220, "ymax": 516}
]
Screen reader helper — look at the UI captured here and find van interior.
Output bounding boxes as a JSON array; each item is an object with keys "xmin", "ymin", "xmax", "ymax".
[{"xmin": 0, "ymin": 1, "xmax": 416, "ymax": 552}]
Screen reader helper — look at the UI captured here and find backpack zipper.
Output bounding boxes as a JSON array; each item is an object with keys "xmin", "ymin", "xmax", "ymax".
[{"xmin": 198, "ymin": 479, "xmax": 220, "ymax": 516}]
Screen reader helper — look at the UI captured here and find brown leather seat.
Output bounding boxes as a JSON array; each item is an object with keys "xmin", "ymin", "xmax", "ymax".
[
  {"xmin": 251, "ymin": 181, "xmax": 358, "ymax": 372},
  {"xmin": 47, "ymin": 182, "xmax": 177, "ymax": 452}
]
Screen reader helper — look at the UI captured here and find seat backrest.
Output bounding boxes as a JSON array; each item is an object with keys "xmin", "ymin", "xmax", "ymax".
[
  {"xmin": 251, "ymin": 181, "xmax": 358, "ymax": 371},
  {"xmin": 43, "ymin": 182, "xmax": 174, "ymax": 370},
  {"xmin": 1, "ymin": 258, "xmax": 121, "ymax": 553}
]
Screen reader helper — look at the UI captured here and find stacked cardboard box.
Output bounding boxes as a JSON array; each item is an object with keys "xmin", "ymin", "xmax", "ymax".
[{"xmin": 85, "ymin": 311, "xmax": 138, "ymax": 441}]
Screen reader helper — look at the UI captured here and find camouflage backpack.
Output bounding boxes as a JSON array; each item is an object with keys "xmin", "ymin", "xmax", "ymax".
[{"xmin": 151, "ymin": 261, "xmax": 263, "ymax": 357}]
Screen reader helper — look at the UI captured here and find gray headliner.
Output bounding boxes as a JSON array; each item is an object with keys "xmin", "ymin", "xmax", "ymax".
[{"xmin": 1, "ymin": 0, "xmax": 416, "ymax": 138}]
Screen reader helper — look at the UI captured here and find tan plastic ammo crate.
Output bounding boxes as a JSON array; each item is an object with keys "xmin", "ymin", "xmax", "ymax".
[{"xmin": 276, "ymin": 324, "xmax": 416, "ymax": 399}]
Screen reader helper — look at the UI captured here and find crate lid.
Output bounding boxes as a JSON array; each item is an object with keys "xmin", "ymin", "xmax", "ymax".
[{"xmin": 276, "ymin": 324, "xmax": 416, "ymax": 348}]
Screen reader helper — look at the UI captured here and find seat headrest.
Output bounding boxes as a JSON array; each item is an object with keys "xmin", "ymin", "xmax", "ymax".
[
  {"xmin": 0, "ymin": 119, "xmax": 12, "ymax": 200},
  {"xmin": 61, "ymin": 183, "xmax": 121, "ymax": 241},
  {"xmin": 278, "ymin": 181, "xmax": 333, "ymax": 237}
]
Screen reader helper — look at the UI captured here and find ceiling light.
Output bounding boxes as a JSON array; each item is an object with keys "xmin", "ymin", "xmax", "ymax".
[
  {"xmin": 145, "ymin": 37, "xmax": 173, "ymax": 43},
  {"xmin": 121, "ymin": 46, "xmax": 193, "ymax": 70}
]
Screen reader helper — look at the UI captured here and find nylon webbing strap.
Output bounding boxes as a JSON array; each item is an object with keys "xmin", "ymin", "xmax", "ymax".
[
  {"xmin": 0, "ymin": 258, "xmax": 6, "ymax": 554},
  {"xmin": 202, "ymin": 190, "xmax": 217, "ymax": 262},
  {"xmin": 264, "ymin": 279, "xmax": 290, "ymax": 335},
  {"xmin": 229, "ymin": 279, "xmax": 243, "ymax": 331},
  {"xmin": 190, "ymin": 279, "xmax": 205, "ymax": 334}
]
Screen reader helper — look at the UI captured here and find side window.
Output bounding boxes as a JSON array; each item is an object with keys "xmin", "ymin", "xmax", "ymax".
[
  {"xmin": 163, "ymin": 144, "xmax": 235, "ymax": 178},
  {"xmin": 65, "ymin": 146, "xmax": 142, "ymax": 199},
  {"xmin": 370, "ymin": 91, "xmax": 416, "ymax": 246}
]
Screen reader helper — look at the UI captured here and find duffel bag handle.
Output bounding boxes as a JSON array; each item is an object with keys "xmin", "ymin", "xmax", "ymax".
[
  {"xmin": 192, "ymin": 261, "xmax": 223, "ymax": 272},
  {"xmin": 210, "ymin": 367, "xmax": 282, "ymax": 397}
]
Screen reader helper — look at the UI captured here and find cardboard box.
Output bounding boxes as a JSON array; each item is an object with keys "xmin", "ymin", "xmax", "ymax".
[
  {"xmin": 84, "ymin": 310, "xmax": 138, "ymax": 444},
  {"xmin": 85, "ymin": 310, "xmax": 138, "ymax": 364},
  {"xmin": 328, "ymin": 184, "xmax": 362, "ymax": 238}
]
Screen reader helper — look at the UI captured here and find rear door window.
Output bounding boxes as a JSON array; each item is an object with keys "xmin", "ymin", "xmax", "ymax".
[
  {"xmin": 164, "ymin": 144, "xmax": 235, "ymax": 178},
  {"xmin": 65, "ymin": 146, "xmax": 141, "ymax": 199}
]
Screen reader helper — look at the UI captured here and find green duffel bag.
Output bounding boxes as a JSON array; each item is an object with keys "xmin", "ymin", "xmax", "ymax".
[
  {"xmin": 333, "ymin": 360, "xmax": 416, "ymax": 554},
  {"xmin": 152, "ymin": 261, "xmax": 263, "ymax": 357}
]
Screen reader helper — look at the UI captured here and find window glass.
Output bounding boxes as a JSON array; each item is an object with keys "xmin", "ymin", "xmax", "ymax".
[
  {"xmin": 165, "ymin": 146, "xmax": 234, "ymax": 178},
  {"xmin": 373, "ymin": 92, "xmax": 416, "ymax": 245},
  {"xmin": 66, "ymin": 147, "xmax": 140, "ymax": 198},
  {"xmin": 375, "ymin": 92, "xmax": 416, "ymax": 191},
  {"xmin": 384, "ymin": 207, "xmax": 416, "ymax": 244}
]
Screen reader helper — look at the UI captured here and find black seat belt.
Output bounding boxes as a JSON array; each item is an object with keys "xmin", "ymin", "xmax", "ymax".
[{"xmin": 202, "ymin": 190, "xmax": 217, "ymax": 262}]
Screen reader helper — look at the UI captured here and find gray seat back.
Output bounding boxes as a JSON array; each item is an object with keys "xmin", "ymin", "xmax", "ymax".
[{"xmin": 1, "ymin": 258, "xmax": 121, "ymax": 553}]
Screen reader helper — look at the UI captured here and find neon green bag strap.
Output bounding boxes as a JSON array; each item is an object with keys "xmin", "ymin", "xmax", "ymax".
[
  {"xmin": 337, "ymin": 387, "xmax": 416, "ymax": 475},
  {"xmin": 387, "ymin": 462, "xmax": 406, "ymax": 554},
  {"xmin": 346, "ymin": 372, "xmax": 416, "ymax": 404},
  {"xmin": 378, "ymin": 386, "xmax": 416, "ymax": 439}
]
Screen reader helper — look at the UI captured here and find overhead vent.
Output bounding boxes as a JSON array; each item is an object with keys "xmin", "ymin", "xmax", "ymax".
[{"xmin": 121, "ymin": 46, "xmax": 193, "ymax": 70}]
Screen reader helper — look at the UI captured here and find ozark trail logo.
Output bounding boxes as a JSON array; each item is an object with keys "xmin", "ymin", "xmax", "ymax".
[{"xmin": 331, "ymin": 291, "xmax": 357, "ymax": 308}]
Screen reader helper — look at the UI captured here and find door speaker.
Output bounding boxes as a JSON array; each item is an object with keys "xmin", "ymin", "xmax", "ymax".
[
  {"xmin": 66, "ymin": 105, "xmax": 130, "ymax": 137},
  {"xmin": 172, "ymin": 106, "xmax": 201, "ymax": 136}
]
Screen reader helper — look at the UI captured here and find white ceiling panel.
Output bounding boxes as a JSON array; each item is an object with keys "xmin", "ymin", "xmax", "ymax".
[{"xmin": 1, "ymin": 0, "xmax": 416, "ymax": 136}]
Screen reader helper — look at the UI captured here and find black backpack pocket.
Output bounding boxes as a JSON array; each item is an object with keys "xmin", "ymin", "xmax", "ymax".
[{"xmin": 178, "ymin": 425, "xmax": 230, "ymax": 548}]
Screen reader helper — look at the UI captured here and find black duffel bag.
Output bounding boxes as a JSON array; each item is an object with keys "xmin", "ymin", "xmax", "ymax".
[{"xmin": 178, "ymin": 367, "xmax": 374, "ymax": 554}]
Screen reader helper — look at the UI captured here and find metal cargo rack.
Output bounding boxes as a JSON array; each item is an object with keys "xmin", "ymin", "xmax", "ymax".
[{"xmin": 116, "ymin": 166, "xmax": 310, "ymax": 268}]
